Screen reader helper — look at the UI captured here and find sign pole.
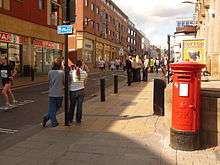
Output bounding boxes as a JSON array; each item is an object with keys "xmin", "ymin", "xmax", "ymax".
[
  {"xmin": 167, "ymin": 35, "xmax": 171, "ymax": 84},
  {"xmin": 64, "ymin": 0, "xmax": 70, "ymax": 126}
]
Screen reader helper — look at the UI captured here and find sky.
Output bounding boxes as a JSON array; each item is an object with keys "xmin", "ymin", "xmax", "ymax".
[{"xmin": 113, "ymin": 0, "xmax": 195, "ymax": 48}]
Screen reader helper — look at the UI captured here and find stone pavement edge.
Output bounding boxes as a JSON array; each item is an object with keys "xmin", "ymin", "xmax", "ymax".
[{"xmin": 0, "ymin": 81, "xmax": 219, "ymax": 165}]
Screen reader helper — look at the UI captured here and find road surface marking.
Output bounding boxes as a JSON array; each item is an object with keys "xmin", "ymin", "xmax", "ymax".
[
  {"xmin": 0, "ymin": 128, "xmax": 18, "ymax": 134},
  {"xmin": 41, "ymin": 90, "xmax": 49, "ymax": 94},
  {"xmin": 0, "ymin": 100, "xmax": 35, "ymax": 110}
]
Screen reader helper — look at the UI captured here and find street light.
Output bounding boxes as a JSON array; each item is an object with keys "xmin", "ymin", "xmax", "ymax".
[
  {"xmin": 182, "ymin": 1, "xmax": 197, "ymax": 4},
  {"xmin": 167, "ymin": 34, "xmax": 175, "ymax": 84}
]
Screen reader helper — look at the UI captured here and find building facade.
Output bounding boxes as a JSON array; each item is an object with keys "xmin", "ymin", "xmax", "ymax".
[
  {"xmin": 196, "ymin": 0, "xmax": 220, "ymax": 78},
  {"xmin": 0, "ymin": 0, "xmax": 64, "ymax": 74},
  {"xmin": 69, "ymin": 0, "xmax": 143, "ymax": 68},
  {"xmin": 172, "ymin": 18, "xmax": 197, "ymax": 62}
]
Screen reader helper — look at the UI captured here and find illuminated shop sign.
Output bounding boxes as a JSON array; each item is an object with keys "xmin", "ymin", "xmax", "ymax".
[
  {"xmin": 33, "ymin": 39, "xmax": 63, "ymax": 50},
  {"xmin": 0, "ymin": 32, "xmax": 22, "ymax": 44}
]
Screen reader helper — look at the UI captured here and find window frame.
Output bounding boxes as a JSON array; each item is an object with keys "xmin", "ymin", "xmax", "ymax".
[
  {"xmin": 91, "ymin": 3, "xmax": 94, "ymax": 11},
  {"xmin": 38, "ymin": 0, "xmax": 45, "ymax": 10},
  {"xmin": 85, "ymin": 0, "xmax": 88, "ymax": 7},
  {"xmin": 0, "ymin": 0, "xmax": 3, "ymax": 8}
]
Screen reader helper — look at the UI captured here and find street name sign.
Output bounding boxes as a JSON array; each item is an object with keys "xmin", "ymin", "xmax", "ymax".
[{"xmin": 57, "ymin": 25, "xmax": 73, "ymax": 35}]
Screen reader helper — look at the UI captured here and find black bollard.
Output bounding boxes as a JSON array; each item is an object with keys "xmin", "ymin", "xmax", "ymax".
[
  {"xmin": 100, "ymin": 78, "xmax": 105, "ymax": 102},
  {"xmin": 153, "ymin": 79, "xmax": 166, "ymax": 116},
  {"xmin": 31, "ymin": 67, "xmax": 34, "ymax": 82},
  {"xmin": 114, "ymin": 75, "xmax": 118, "ymax": 94}
]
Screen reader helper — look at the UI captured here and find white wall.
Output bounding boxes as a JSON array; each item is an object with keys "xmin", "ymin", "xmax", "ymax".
[{"xmin": 171, "ymin": 32, "xmax": 196, "ymax": 62}]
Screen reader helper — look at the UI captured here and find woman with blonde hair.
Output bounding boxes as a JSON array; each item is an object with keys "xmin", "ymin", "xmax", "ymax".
[{"xmin": 68, "ymin": 60, "xmax": 88, "ymax": 124}]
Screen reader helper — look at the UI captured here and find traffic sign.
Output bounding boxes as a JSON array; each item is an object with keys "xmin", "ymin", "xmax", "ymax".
[{"xmin": 57, "ymin": 25, "xmax": 73, "ymax": 35}]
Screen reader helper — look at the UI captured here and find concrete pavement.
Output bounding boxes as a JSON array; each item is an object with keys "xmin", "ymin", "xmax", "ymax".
[{"xmin": 0, "ymin": 79, "xmax": 219, "ymax": 164}]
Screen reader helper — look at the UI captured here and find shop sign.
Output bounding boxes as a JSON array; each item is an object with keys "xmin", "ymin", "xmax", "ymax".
[
  {"xmin": 119, "ymin": 48, "xmax": 124, "ymax": 56},
  {"xmin": 0, "ymin": 32, "xmax": 22, "ymax": 44},
  {"xmin": 57, "ymin": 25, "xmax": 73, "ymax": 35},
  {"xmin": 182, "ymin": 39, "xmax": 207, "ymax": 64},
  {"xmin": 33, "ymin": 39, "xmax": 63, "ymax": 50},
  {"xmin": 84, "ymin": 39, "xmax": 93, "ymax": 50}
]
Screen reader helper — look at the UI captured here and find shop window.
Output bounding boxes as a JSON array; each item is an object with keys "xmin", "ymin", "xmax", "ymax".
[
  {"xmin": 91, "ymin": 3, "xmax": 94, "ymax": 11},
  {"xmin": 85, "ymin": 0, "xmax": 88, "ymax": 7},
  {"xmin": 0, "ymin": 0, "xmax": 2, "ymax": 8},
  {"xmin": 84, "ymin": 17, "xmax": 88, "ymax": 26},
  {"xmin": 0, "ymin": 0, "xmax": 10, "ymax": 10},
  {"xmin": 96, "ymin": 23, "xmax": 99, "ymax": 31},
  {"xmin": 96, "ymin": 6, "xmax": 99, "ymax": 14},
  {"xmin": 50, "ymin": 0, "xmax": 61, "ymax": 26},
  {"xmin": 39, "ymin": 0, "xmax": 44, "ymax": 10},
  {"xmin": 0, "ymin": 42, "xmax": 7, "ymax": 59}
]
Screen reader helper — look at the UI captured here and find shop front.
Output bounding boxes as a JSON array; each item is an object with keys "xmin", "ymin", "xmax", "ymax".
[
  {"xmin": 104, "ymin": 44, "xmax": 111, "ymax": 62},
  {"xmin": 83, "ymin": 39, "xmax": 93, "ymax": 64},
  {"xmin": 0, "ymin": 31, "xmax": 23, "ymax": 73},
  {"xmin": 33, "ymin": 39, "xmax": 63, "ymax": 74},
  {"xmin": 96, "ymin": 42, "xmax": 104, "ymax": 63}
]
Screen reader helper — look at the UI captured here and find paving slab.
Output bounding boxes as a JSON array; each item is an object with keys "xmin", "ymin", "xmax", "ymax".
[{"xmin": 0, "ymin": 80, "xmax": 219, "ymax": 165}]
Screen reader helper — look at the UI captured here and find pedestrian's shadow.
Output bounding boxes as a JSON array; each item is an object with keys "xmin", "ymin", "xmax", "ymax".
[{"xmin": 84, "ymin": 114, "xmax": 154, "ymax": 120}]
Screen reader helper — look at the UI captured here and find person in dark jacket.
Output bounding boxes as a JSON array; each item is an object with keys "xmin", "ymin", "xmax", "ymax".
[{"xmin": 125, "ymin": 56, "xmax": 133, "ymax": 86}]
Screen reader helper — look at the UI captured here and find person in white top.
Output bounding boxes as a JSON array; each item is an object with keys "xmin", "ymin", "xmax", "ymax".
[
  {"xmin": 69, "ymin": 60, "xmax": 88, "ymax": 124},
  {"xmin": 99, "ymin": 59, "xmax": 105, "ymax": 71},
  {"xmin": 115, "ymin": 58, "xmax": 120, "ymax": 70},
  {"xmin": 110, "ymin": 60, "xmax": 116, "ymax": 71}
]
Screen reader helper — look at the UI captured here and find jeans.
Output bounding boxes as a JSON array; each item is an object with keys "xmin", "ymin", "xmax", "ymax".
[
  {"xmin": 69, "ymin": 89, "xmax": 85, "ymax": 123},
  {"xmin": 127, "ymin": 69, "xmax": 132, "ymax": 86},
  {"xmin": 44, "ymin": 97, "xmax": 63, "ymax": 127}
]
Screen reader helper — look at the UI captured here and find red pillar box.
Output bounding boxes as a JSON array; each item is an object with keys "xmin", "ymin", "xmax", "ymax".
[{"xmin": 170, "ymin": 62, "xmax": 205, "ymax": 151}]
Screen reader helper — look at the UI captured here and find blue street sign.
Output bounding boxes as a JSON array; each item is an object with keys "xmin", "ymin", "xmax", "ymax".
[{"xmin": 57, "ymin": 25, "xmax": 73, "ymax": 35}]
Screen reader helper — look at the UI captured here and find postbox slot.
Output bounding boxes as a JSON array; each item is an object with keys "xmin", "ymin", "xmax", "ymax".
[{"xmin": 177, "ymin": 75, "xmax": 191, "ymax": 81}]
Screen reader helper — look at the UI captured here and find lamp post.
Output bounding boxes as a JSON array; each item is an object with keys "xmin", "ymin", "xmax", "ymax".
[
  {"xmin": 182, "ymin": 1, "xmax": 197, "ymax": 4},
  {"xmin": 63, "ymin": 0, "xmax": 76, "ymax": 126},
  {"xmin": 167, "ymin": 34, "xmax": 175, "ymax": 84}
]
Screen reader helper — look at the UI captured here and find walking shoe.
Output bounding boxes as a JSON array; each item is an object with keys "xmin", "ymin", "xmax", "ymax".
[
  {"xmin": 42, "ymin": 116, "xmax": 48, "ymax": 127},
  {"xmin": 5, "ymin": 103, "xmax": 14, "ymax": 107},
  {"xmin": 13, "ymin": 100, "xmax": 19, "ymax": 104},
  {"xmin": 52, "ymin": 123, "xmax": 59, "ymax": 127}
]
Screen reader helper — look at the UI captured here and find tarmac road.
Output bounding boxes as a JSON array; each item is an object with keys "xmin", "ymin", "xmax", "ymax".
[{"xmin": 0, "ymin": 70, "xmax": 127, "ymax": 151}]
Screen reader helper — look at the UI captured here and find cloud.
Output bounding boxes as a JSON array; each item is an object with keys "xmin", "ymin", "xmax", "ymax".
[{"xmin": 113, "ymin": 0, "xmax": 194, "ymax": 47}]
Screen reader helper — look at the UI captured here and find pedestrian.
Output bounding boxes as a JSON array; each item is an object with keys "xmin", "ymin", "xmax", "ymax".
[
  {"xmin": 125, "ymin": 56, "xmax": 133, "ymax": 86},
  {"xmin": 136, "ymin": 56, "xmax": 142, "ymax": 82},
  {"xmin": 131, "ymin": 57, "xmax": 138, "ymax": 82},
  {"xmin": 0, "ymin": 57, "xmax": 17, "ymax": 108},
  {"xmin": 42, "ymin": 58, "xmax": 64, "ymax": 127},
  {"xmin": 110, "ymin": 59, "xmax": 116, "ymax": 71},
  {"xmin": 115, "ymin": 58, "xmax": 120, "ymax": 70},
  {"xmin": 68, "ymin": 60, "xmax": 88, "ymax": 124},
  {"xmin": 143, "ymin": 56, "xmax": 149, "ymax": 81},
  {"xmin": 155, "ymin": 58, "xmax": 160, "ymax": 74},
  {"xmin": 149, "ymin": 58, "xmax": 155, "ymax": 73},
  {"xmin": 99, "ymin": 58, "xmax": 105, "ymax": 71},
  {"xmin": 82, "ymin": 60, "xmax": 90, "ymax": 73}
]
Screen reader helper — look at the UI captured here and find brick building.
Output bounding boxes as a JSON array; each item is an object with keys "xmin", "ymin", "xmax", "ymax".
[
  {"xmin": 69, "ymin": 0, "xmax": 143, "ymax": 68},
  {"xmin": 196, "ymin": 0, "xmax": 220, "ymax": 78},
  {"xmin": 0, "ymin": 0, "xmax": 64, "ymax": 74}
]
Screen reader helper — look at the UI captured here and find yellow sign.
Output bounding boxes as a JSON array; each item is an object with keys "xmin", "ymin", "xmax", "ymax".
[{"xmin": 182, "ymin": 39, "xmax": 207, "ymax": 64}]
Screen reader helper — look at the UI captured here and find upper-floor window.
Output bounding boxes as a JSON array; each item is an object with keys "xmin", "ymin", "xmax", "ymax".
[
  {"xmin": 0, "ymin": 0, "xmax": 10, "ymax": 10},
  {"xmin": 39, "ymin": 0, "xmax": 45, "ymax": 10},
  {"xmin": 96, "ymin": 23, "xmax": 99, "ymax": 31},
  {"xmin": 49, "ymin": 0, "xmax": 62, "ymax": 26},
  {"xmin": 91, "ymin": 3, "xmax": 94, "ymax": 11},
  {"xmin": 0, "ymin": 0, "xmax": 2, "ymax": 8},
  {"xmin": 96, "ymin": 6, "xmax": 99, "ymax": 14},
  {"xmin": 85, "ymin": 0, "xmax": 88, "ymax": 6}
]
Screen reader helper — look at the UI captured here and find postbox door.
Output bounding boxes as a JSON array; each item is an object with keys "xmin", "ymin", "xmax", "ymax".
[{"xmin": 172, "ymin": 75, "xmax": 196, "ymax": 131}]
